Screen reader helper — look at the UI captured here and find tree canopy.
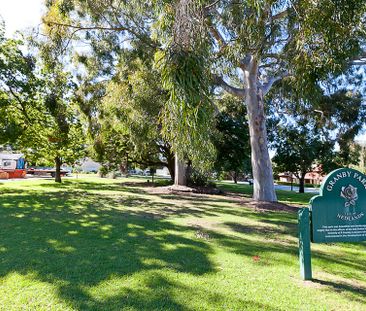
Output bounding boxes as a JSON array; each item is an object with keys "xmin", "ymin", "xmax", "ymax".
[{"xmin": 1, "ymin": 1, "xmax": 365, "ymax": 194}]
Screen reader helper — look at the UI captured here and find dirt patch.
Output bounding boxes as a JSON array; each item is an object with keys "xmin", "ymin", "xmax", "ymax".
[
  {"xmin": 146, "ymin": 186, "xmax": 299, "ymax": 212},
  {"xmin": 239, "ymin": 198, "xmax": 299, "ymax": 212},
  {"xmin": 187, "ymin": 219, "xmax": 220, "ymax": 230},
  {"xmin": 118, "ymin": 181, "xmax": 158, "ymax": 188}
]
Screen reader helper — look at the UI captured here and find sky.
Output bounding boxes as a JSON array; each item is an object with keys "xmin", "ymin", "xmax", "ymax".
[
  {"xmin": 1, "ymin": 0, "xmax": 365, "ymax": 142},
  {"xmin": 0, "ymin": 0, "xmax": 44, "ymax": 37}
]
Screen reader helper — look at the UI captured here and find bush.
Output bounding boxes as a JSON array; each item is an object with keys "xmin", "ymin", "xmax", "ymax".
[
  {"xmin": 98, "ymin": 166, "xmax": 109, "ymax": 178},
  {"xmin": 187, "ymin": 169, "xmax": 216, "ymax": 187}
]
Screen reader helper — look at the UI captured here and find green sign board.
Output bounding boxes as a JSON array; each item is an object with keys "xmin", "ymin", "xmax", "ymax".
[
  {"xmin": 298, "ymin": 168, "xmax": 366, "ymax": 280},
  {"xmin": 310, "ymin": 168, "xmax": 366, "ymax": 243}
]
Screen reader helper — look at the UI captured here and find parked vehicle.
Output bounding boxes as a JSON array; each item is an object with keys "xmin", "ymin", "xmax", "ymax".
[
  {"xmin": 27, "ymin": 167, "xmax": 70, "ymax": 177},
  {"xmin": 0, "ymin": 153, "xmax": 26, "ymax": 179}
]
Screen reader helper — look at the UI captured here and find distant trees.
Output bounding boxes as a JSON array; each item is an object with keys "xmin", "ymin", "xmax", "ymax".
[
  {"xmin": 272, "ymin": 87, "xmax": 366, "ymax": 193},
  {"xmin": 23, "ymin": 68, "xmax": 86, "ymax": 183},
  {"xmin": 213, "ymin": 95, "xmax": 251, "ymax": 183},
  {"xmin": 272, "ymin": 122, "xmax": 333, "ymax": 193}
]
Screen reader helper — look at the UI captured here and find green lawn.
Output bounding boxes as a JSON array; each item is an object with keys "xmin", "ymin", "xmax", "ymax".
[{"xmin": 0, "ymin": 177, "xmax": 365, "ymax": 310}]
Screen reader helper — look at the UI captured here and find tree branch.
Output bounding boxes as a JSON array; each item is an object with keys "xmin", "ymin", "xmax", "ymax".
[
  {"xmin": 261, "ymin": 71, "xmax": 289, "ymax": 95},
  {"xmin": 272, "ymin": 9, "xmax": 289, "ymax": 21},
  {"xmin": 204, "ymin": 0, "xmax": 221, "ymax": 11},
  {"xmin": 43, "ymin": 19, "xmax": 158, "ymax": 48},
  {"xmin": 8, "ymin": 86, "xmax": 31, "ymax": 123},
  {"xmin": 207, "ymin": 20, "xmax": 227, "ymax": 53},
  {"xmin": 213, "ymin": 75, "xmax": 246, "ymax": 98}
]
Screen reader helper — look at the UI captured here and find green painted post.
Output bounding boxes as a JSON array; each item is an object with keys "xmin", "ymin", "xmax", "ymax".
[{"xmin": 298, "ymin": 208, "xmax": 312, "ymax": 280}]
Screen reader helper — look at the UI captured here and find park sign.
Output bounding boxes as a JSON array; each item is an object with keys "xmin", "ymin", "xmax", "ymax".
[
  {"xmin": 311, "ymin": 168, "xmax": 366, "ymax": 243},
  {"xmin": 298, "ymin": 168, "xmax": 366, "ymax": 280}
]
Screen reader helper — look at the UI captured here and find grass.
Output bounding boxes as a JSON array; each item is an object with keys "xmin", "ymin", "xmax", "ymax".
[
  {"xmin": 0, "ymin": 176, "xmax": 365, "ymax": 310},
  {"xmin": 216, "ymin": 181, "xmax": 315, "ymax": 206}
]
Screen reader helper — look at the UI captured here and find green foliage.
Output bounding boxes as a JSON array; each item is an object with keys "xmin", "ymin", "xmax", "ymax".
[
  {"xmin": 269, "ymin": 86, "xmax": 366, "ymax": 173},
  {"xmin": 156, "ymin": 48, "xmax": 215, "ymax": 167},
  {"xmin": 213, "ymin": 94, "xmax": 251, "ymax": 178},
  {"xmin": 186, "ymin": 167, "xmax": 215, "ymax": 187},
  {"xmin": 42, "ymin": 0, "xmax": 366, "ymax": 192},
  {"xmin": 78, "ymin": 54, "xmax": 175, "ymax": 176},
  {"xmin": 272, "ymin": 121, "xmax": 333, "ymax": 184},
  {"xmin": 0, "ymin": 27, "xmax": 41, "ymax": 143}
]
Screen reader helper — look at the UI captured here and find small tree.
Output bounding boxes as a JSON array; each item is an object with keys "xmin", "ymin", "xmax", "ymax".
[{"xmin": 272, "ymin": 122, "xmax": 333, "ymax": 193}]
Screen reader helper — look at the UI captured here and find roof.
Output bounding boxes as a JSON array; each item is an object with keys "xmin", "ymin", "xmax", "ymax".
[{"xmin": 0, "ymin": 153, "xmax": 24, "ymax": 160}]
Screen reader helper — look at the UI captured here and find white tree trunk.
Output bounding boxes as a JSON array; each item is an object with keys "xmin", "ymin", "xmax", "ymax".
[
  {"xmin": 174, "ymin": 154, "xmax": 187, "ymax": 186},
  {"xmin": 244, "ymin": 56, "xmax": 277, "ymax": 202}
]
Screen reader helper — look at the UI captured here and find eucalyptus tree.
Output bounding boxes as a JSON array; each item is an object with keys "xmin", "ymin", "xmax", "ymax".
[
  {"xmin": 154, "ymin": 0, "xmax": 216, "ymax": 186},
  {"xmin": 207, "ymin": 0, "xmax": 366, "ymax": 201}
]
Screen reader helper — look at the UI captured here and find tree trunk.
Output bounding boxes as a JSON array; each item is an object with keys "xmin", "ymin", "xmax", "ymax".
[
  {"xmin": 119, "ymin": 155, "xmax": 129, "ymax": 177},
  {"xmin": 244, "ymin": 56, "xmax": 277, "ymax": 202},
  {"xmin": 299, "ymin": 173, "xmax": 306, "ymax": 193},
  {"xmin": 232, "ymin": 171, "xmax": 238, "ymax": 184},
  {"xmin": 174, "ymin": 154, "xmax": 187, "ymax": 186},
  {"xmin": 166, "ymin": 151, "xmax": 175, "ymax": 181},
  {"xmin": 55, "ymin": 156, "xmax": 62, "ymax": 183}
]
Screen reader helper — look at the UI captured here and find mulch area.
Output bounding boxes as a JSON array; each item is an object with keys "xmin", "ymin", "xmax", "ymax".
[{"xmin": 144, "ymin": 184, "xmax": 299, "ymax": 213}]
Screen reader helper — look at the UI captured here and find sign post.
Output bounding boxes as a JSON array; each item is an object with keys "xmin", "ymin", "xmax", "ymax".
[
  {"xmin": 298, "ymin": 208, "xmax": 312, "ymax": 280},
  {"xmin": 298, "ymin": 168, "xmax": 366, "ymax": 280}
]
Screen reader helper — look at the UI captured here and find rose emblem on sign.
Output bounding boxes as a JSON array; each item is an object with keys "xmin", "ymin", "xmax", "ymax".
[{"xmin": 340, "ymin": 184, "xmax": 358, "ymax": 214}]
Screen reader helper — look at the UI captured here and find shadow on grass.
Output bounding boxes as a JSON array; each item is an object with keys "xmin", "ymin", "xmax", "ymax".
[
  {"xmin": 223, "ymin": 221, "xmax": 297, "ymax": 239},
  {"xmin": 312, "ymin": 279, "xmax": 366, "ymax": 304},
  {"xmin": 0, "ymin": 189, "xmax": 213, "ymax": 310},
  {"xmin": 38, "ymin": 180, "xmax": 148, "ymax": 195},
  {"xmin": 1, "ymin": 180, "xmax": 365, "ymax": 309}
]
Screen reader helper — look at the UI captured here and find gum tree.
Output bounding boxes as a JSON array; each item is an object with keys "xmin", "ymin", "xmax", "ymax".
[{"xmin": 207, "ymin": 0, "xmax": 366, "ymax": 201}]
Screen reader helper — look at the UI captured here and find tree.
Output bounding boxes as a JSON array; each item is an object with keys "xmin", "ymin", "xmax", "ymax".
[
  {"xmin": 43, "ymin": 0, "xmax": 216, "ymax": 188},
  {"xmin": 0, "ymin": 24, "xmax": 86, "ymax": 182},
  {"xmin": 208, "ymin": 0, "xmax": 366, "ymax": 201},
  {"xmin": 42, "ymin": 0, "xmax": 366, "ymax": 200},
  {"xmin": 76, "ymin": 54, "xmax": 176, "ymax": 179},
  {"xmin": 213, "ymin": 94, "xmax": 251, "ymax": 183},
  {"xmin": 272, "ymin": 122, "xmax": 333, "ymax": 193},
  {"xmin": 0, "ymin": 25, "xmax": 41, "ymax": 144},
  {"xmin": 20, "ymin": 66, "xmax": 86, "ymax": 183}
]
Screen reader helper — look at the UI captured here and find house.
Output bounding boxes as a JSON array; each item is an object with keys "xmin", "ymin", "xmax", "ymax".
[
  {"xmin": 80, "ymin": 158, "xmax": 101, "ymax": 173},
  {"xmin": 278, "ymin": 167, "xmax": 325, "ymax": 185},
  {"xmin": 156, "ymin": 167, "xmax": 171, "ymax": 176}
]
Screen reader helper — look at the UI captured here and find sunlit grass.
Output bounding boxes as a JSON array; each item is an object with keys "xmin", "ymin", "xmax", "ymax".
[
  {"xmin": 0, "ymin": 177, "xmax": 365, "ymax": 310},
  {"xmin": 216, "ymin": 181, "xmax": 315, "ymax": 205}
]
